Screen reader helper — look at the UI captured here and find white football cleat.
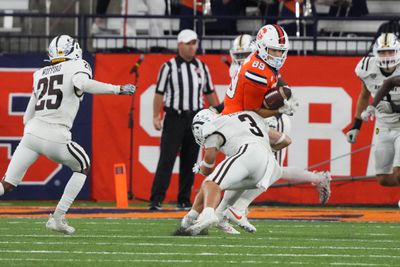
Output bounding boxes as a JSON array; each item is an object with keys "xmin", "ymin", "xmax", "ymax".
[
  {"xmin": 216, "ymin": 217, "xmax": 240, "ymax": 235},
  {"xmin": 180, "ymin": 213, "xmax": 196, "ymax": 229},
  {"xmin": 315, "ymin": 171, "xmax": 331, "ymax": 205},
  {"xmin": 225, "ymin": 207, "xmax": 256, "ymax": 233},
  {"xmin": 46, "ymin": 214, "xmax": 75, "ymax": 235},
  {"xmin": 187, "ymin": 210, "xmax": 218, "ymax": 236}
]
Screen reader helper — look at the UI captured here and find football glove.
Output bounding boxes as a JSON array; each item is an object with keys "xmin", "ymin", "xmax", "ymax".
[
  {"xmin": 278, "ymin": 98, "xmax": 299, "ymax": 116},
  {"xmin": 192, "ymin": 162, "xmax": 201, "ymax": 174},
  {"xmin": 376, "ymin": 101, "xmax": 392, "ymax": 114},
  {"xmin": 119, "ymin": 84, "xmax": 136, "ymax": 95},
  {"xmin": 361, "ymin": 105, "xmax": 375, "ymax": 122},
  {"xmin": 346, "ymin": 129, "xmax": 360, "ymax": 144}
]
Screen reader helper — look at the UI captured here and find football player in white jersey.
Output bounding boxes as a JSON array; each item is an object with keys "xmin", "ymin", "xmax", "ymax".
[
  {"xmin": 229, "ymin": 34, "xmax": 253, "ymax": 78},
  {"xmin": 348, "ymin": 33, "xmax": 400, "ymax": 191},
  {"xmin": 213, "ymin": 34, "xmax": 331, "ymax": 234},
  {"xmin": 177, "ymin": 109, "xmax": 282, "ymax": 235},
  {"xmin": 0, "ymin": 35, "xmax": 135, "ymax": 235}
]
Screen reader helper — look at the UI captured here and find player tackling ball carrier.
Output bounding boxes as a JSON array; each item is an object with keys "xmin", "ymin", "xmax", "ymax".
[
  {"xmin": 0, "ymin": 35, "xmax": 135, "ymax": 235},
  {"xmin": 204, "ymin": 26, "xmax": 331, "ymax": 234}
]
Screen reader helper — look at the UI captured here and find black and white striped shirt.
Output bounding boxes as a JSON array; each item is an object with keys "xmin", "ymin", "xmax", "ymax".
[{"xmin": 155, "ymin": 55, "xmax": 215, "ymax": 112}]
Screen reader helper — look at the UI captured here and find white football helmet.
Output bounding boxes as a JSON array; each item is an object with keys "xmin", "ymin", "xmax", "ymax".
[
  {"xmin": 230, "ymin": 34, "xmax": 254, "ymax": 64},
  {"xmin": 373, "ymin": 33, "xmax": 400, "ymax": 69},
  {"xmin": 192, "ymin": 109, "xmax": 217, "ymax": 146},
  {"xmin": 255, "ymin": 24, "xmax": 289, "ymax": 70},
  {"xmin": 48, "ymin": 35, "xmax": 82, "ymax": 63}
]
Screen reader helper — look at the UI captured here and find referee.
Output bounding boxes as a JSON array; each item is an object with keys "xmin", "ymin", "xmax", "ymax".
[{"xmin": 149, "ymin": 29, "xmax": 219, "ymax": 210}]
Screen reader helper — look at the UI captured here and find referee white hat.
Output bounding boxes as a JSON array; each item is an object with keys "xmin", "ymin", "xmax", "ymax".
[{"xmin": 177, "ymin": 29, "xmax": 198, "ymax": 43}]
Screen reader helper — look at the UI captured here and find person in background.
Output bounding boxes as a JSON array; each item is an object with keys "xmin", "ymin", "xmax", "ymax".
[
  {"xmin": 121, "ymin": 0, "xmax": 166, "ymax": 48},
  {"xmin": 149, "ymin": 29, "xmax": 219, "ymax": 211}
]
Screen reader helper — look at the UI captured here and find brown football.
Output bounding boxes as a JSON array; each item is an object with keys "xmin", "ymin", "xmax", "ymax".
[{"xmin": 263, "ymin": 86, "xmax": 292, "ymax": 109}]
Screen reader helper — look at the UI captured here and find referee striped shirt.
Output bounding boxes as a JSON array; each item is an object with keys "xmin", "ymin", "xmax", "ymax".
[{"xmin": 155, "ymin": 55, "xmax": 215, "ymax": 111}]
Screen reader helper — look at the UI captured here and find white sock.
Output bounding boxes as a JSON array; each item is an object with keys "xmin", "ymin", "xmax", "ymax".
[
  {"xmin": 281, "ymin": 167, "xmax": 322, "ymax": 183},
  {"xmin": 232, "ymin": 188, "xmax": 264, "ymax": 214},
  {"xmin": 0, "ymin": 183, "xmax": 4, "ymax": 196},
  {"xmin": 54, "ymin": 172, "xmax": 86, "ymax": 218},
  {"xmin": 187, "ymin": 209, "xmax": 199, "ymax": 219},
  {"xmin": 202, "ymin": 207, "xmax": 215, "ymax": 216}
]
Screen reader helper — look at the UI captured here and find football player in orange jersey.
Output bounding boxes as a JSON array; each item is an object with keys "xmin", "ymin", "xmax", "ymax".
[{"xmin": 222, "ymin": 24, "xmax": 295, "ymax": 118}]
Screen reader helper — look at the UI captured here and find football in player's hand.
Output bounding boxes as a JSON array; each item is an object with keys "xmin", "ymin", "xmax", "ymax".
[{"xmin": 263, "ymin": 86, "xmax": 292, "ymax": 109}]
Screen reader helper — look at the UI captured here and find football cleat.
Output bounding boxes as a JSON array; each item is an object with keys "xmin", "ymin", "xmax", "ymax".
[
  {"xmin": 216, "ymin": 217, "xmax": 240, "ymax": 235},
  {"xmin": 180, "ymin": 213, "xmax": 196, "ymax": 229},
  {"xmin": 225, "ymin": 207, "xmax": 257, "ymax": 233},
  {"xmin": 187, "ymin": 211, "xmax": 219, "ymax": 236},
  {"xmin": 315, "ymin": 171, "xmax": 332, "ymax": 205},
  {"xmin": 46, "ymin": 214, "xmax": 75, "ymax": 235}
]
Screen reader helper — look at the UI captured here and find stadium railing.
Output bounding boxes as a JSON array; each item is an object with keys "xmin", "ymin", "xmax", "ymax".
[{"xmin": 0, "ymin": 12, "xmax": 398, "ymax": 56}]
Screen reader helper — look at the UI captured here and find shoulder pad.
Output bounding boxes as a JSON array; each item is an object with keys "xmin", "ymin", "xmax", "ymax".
[
  {"xmin": 74, "ymin": 59, "xmax": 93, "ymax": 78},
  {"xmin": 355, "ymin": 56, "xmax": 375, "ymax": 79}
]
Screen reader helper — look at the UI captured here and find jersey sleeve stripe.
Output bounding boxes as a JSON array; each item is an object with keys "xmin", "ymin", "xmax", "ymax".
[
  {"xmin": 244, "ymin": 71, "xmax": 268, "ymax": 85},
  {"xmin": 155, "ymin": 62, "xmax": 170, "ymax": 94},
  {"xmin": 365, "ymin": 57, "xmax": 371, "ymax": 71},
  {"xmin": 361, "ymin": 57, "xmax": 367, "ymax": 70}
]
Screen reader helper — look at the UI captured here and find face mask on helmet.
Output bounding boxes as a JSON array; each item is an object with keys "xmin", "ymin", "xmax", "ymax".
[
  {"xmin": 191, "ymin": 109, "xmax": 217, "ymax": 146},
  {"xmin": 255, "ymin": 24, "xmax": 289, "ymax": 70},
  {"xmin": 373, "ymin": 33, "xmax": 400, "ymax": 69},
  {"xmin": 48, "ymin": 35, "xmax": 82, "ymax": 63},
  {"xmin": 230, "ymin": 34, "xmax": 254, "ymax": 64}
]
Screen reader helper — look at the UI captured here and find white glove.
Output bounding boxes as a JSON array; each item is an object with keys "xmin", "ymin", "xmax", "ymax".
[
  {"xmin": 346, "ymin": 129, "xmax": 360, "ymax": 144},
  {"xmin": 119, "ymin": 84, "xmax": 136, "ymax": 95},
  {"xmin": 361, "ymin": 105, "xmax": 376, "ymax": 122},
  {"xmin": 278, "ymin": 98, "xmax": 298, "ymax": 116},
  {"xmin": 192, "ymin": 162, "xmax": 201, "ymax": 174},
  {"xmin": 376, "ymin": 101, "xmax": 392, "ymax": 114}
]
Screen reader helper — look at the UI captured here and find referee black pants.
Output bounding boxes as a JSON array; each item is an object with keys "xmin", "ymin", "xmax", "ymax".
[{"xmin": 150, "ymin": 111, "xmax": 200, "ymax": 205}]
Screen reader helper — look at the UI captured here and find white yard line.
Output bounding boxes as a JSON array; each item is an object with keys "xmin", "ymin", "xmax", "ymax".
[
  {"xmin": 0, "ymin": 258, "xmax": 392, "ymax": 266},
  {"xmin": 1, "ymin": 234, "xmax": 398, "ymax": 244},
  {"xmin": 0, "ymin": 241, "xmax": 399, "ymax": 251},
  {"xmin": 0, "ymin": 249, "xmax": 399, "ymax": 259}
]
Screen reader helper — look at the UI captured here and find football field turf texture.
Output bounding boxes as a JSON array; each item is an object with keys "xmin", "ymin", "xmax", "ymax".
[{"xmin": 0, "ymin": 204, "xmax": 399, "ymax": 267}]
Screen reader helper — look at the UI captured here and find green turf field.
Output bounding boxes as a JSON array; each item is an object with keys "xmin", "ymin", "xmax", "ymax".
[{"xmin": 0, "ymin": 218, "xmax": 399, "ymax": 267}]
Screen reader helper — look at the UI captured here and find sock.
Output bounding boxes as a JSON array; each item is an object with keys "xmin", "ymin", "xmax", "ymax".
[
  {"xmin": 187, "ymin": 209, "xmax": 199, "ymax": 219},
  {"xmin": 281, "ymin": 166, "xmax": 322, "ymax": 183},
  {"xmin": 232, "ymin": 188, "xmax": 264, "ymax": 214},
  {"xmin": 202, "ymin": 207, "xmax": 215, "ymax": 215},
  {"xmin": 0, "ymin": 183, "xmax": 4, "ymax": 196},
  {"xmin": 53, "ymin": 172, "xmax": 86, "ymax": 218}
]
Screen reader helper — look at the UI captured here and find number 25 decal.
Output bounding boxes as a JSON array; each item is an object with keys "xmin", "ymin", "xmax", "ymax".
[{"xmin": 35, "ymin": 74, "xmax": 63, "ymax": 111}]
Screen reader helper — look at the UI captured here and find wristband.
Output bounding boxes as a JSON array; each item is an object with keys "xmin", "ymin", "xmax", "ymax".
[
  {"xmin": 201, "ymin": 160, "xmax": 215, "ymax": 168},
  {"xmin": 352, "ymin": 118, "xmax": 363, "ymax": 130}
]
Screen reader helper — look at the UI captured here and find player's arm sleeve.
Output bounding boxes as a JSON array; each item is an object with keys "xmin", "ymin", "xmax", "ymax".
[
  {"xmin": 72, "ymin": 73, "xmax": 120, "ymax": 95},
  {"xmin": 372, "ymin": 76, "xmax": 400, "ymax": 107},
  {"xmin": 155, "ymin": 63, "xmax": 170, "ymax": 95},
  {"xmin": 23, "ymin": 93, "xmax": 37, "ymax": 125},
  {"xmin": 204, "ymin": 133, "xmax": 224, "ymax": 150}
]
